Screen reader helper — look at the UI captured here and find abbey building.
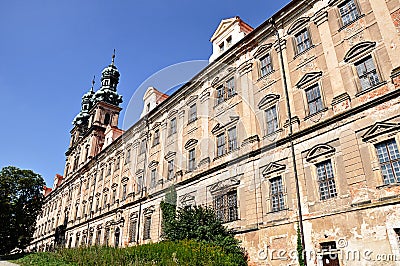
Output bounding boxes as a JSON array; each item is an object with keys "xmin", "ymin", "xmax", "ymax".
[{"xmin": 31, "ymin": 0, "xmax": 400, "ymax": 265}]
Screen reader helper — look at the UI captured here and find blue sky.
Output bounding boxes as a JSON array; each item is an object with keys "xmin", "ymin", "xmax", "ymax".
[{"xmin": 0, "ymin": 0, "xmax": 289, "ymax": 186}]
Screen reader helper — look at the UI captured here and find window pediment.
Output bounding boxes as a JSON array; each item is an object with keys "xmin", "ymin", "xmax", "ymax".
[
  {"xmin": 253, "ymin": 43, "xmax": 273, "ymax": 58},
  {"xmin": 151, "ymin": 122, "xmax": 161, "ymax": 130},
  {"xmin": 148, "ymin": 160, "xmax": 159, "ymax": 169},
  {"xmin": 130, "ymin": 211, "xmax": 138, "ymax": 219},
  {"xmin": 362, "ymin": 122, "xmax": 400, "ymax": 142},
  {"xmin": 211, "ymin": 77, "xmax": 220, "ymax": 87},
  {"xmin": 164, "ymin": 151, "xmax": 176, "ymax": 160},
  {"xmin": 167, "ymin": 109, "xmax": 178, "ymax": 118},
  {"xmin": 344, "ymin": 41, "xmax": 376, "ymax": 62},
  {"xmin": 184, "ymin": 139, "xmax": 198, "ymax": 150},
  {"xmin": 186, "ymin": 95, "xmax": 198, "ymax": 105},
  {"xmin": 143, "ymin": 205, "xmax": 155, "ymax": 216},
  {"xmin": 287, "ymin": 17, "xmax": 310, "ymax": 35},
  {"xmin": 296, "ymin": 71, "xmax": 322, "ymax": 89},
  {"xmin": 306, "ymin": 144, "xmax": 335, "ymax": 162},
  {"xmin": 258, "ymin": 94, "xmax": 280, "ymax": 109},
  {"xmin": 136, "ymin": 169, "xmax": 144, "ymax": 175},
  {"xmin": 210, "ymin": 175, "xmax": 241, "ymax": 194},
  {"xmin": 262, "ymin": 162, "xmax": 286, "ymax": 176},
  {"xmin": 121, "ymin": 176, "xmax": 129, "ymax": 183},
  {"xmin": 211, "ymin": 123, "xmax": 223, "ymax": 135},
  {"xmin": 179, "ymin": 192, "xmax": 196, "ymax": 206}
]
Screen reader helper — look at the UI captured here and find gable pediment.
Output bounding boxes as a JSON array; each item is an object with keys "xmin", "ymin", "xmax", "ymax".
[
  {"xmin": 344, "ymin": 41, "xmax": 376, "ymax": 62},
  {"xmin": 287, "ymin": 17, "xmax": 310, "ymax": 35},
  {"xmin": 362, "ymin": 122, "xmax": 400, "ymax": 141},
  {"xmin": 306, "ymin": 144, "xmax": 335, "ymax": 162},
  {"xmin": 296, "ymin": 72, "xmax": 322, "ymax": 88},
  {"xmin": 210, "ymin": 17, "xmax": 238, "ymax": 42},
  {"xmin": 253, "ymin": 43, "xmax": 273, "ymax": 58},
  {"xmin": 262, "ymin": 162, "xmax": 286, "ymax": 176},
  {"xmin": 258, "ymin": 94, "xmax": 280, "ymax": 109},
  {"xmin": 211, "ymin": 123, "xmax": 222, "ymax": 134}
]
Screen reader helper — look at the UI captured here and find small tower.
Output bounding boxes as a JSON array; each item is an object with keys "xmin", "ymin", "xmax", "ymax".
[{"xmin": 64, "ymin": 51, "xmax": 124, "ymax": 179}]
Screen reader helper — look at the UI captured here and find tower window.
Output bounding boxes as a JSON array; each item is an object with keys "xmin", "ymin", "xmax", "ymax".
[{"xmin": 104, "ymin": 113, "xmax": 111, "ymax": 125}]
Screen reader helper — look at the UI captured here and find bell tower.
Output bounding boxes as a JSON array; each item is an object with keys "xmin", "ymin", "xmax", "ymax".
[{"xmin": 64, "ymin": 51, "xmax": 123, "ymax": 179}]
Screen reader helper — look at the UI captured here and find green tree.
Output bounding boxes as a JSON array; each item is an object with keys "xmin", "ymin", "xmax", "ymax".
[
  {"xmin": 0, "ymin": 166, "xmax": 45, "ymax": 255},
  {"xmin": 160, "ymin": 186, "xmax": 246, "ymax": 264}
]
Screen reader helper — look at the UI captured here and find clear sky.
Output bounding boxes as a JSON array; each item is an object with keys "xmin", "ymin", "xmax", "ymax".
[{"xmin": 0, "ymin": 0, "xmax": 289, "ymax": 186}]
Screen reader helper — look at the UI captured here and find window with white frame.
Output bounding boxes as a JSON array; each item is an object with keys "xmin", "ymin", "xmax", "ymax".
[
  {"xmin": 167, "ymin": 159, "xmax": 174, "ymax": 180},
  {"xmin": 260, "ymin": 54, "xmax": 273, "ymax": 77},
  {"xmin": 295, "ymin": 28, "xmax": 312, "ymax": 55},
  {"xmin": 317, "ymin": 160, "xmax": 337, "ymax": 200},
  {"xmin": 188, "ymin": 148, "xmax": 196, "ymax": 172},
  {"xmin": 305, "ymin": 83, "xmax": 323, "ymax": 115},
  {"xmin": 169, "ymin": 118, "xmax": 177, "ymax": 135},
  {"xmin": 338, "ymin": 0, "xmax": 360, "ymax": 26},
  {"xmin": 375, "ymin": 139, "xmax": 400, "ymax": 184},
  {"xmin": 265, "ymin": 105, "xmax": 278, "ymax": 135},
  {"xmin": 270, "ymin": 176, "xmax": 285, "ymax": 212},
  {"xmin": 355, "ymin": 56, "xmax": 380, "ymax": 91},
  {"xmin": 188, "ymin": 103, "xmax": 197, "ymax": 123},
  {"xmin": 214, "ymin": 190, "xmax": 238, "ymax": 223}
]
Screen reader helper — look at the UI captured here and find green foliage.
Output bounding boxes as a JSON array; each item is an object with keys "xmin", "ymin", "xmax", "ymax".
[
  {"xmin": 160, "ymin": 187, "xmax": 246, "ymax": 265},
  {"xmin": 297, "ymin": 224, "xmax": 305, "ymax": 266},
  {"xmin": 0, "ymin": 166, "xmax": 45, "ymax": 255},
  {"xmin": 15, "ymin": 240, "xmax": 245, "ymax": 266}
]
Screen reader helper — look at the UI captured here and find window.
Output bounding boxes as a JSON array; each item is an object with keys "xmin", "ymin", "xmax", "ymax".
[
  {"xmin": 217, "ymin": 133, "xmax": 225, "ymax": 157},
  {"xmin": 265, "ymin": 105, "xmax": 278, "ymax": 135},
  {"xmin": 214, "ymin": 190, "xmax": 238, "ymax": 223},
  {"xmin": 219, "ymin": 42, "xmax": 224, "ymax": 52},
  {"xmin": 125, "ymin": 149, "xmax": 131, "ymax": 164},
  {"xmin": 153, "ymin": 129, "xmax": 160, "ymax": 146},
  {"xmin": 355, "ymin": 56, "xmax": 380, "ymax": 91},
  {"xmin": 226, "ymin": 77, "xmax": 235, "ymax": 98},
  {"xmin": 95, "ymin": 230, "xmax": 101, "ymax": 245},
  {"xmin": 129, "ymin": 219, "xmax": 137, "ymax": 243},
  {"xmin": 339, "ymin": 0, "xmax": 360, "ymax": 26},
  {"xmin": 375, "ymin": 139, "xmax": 400, "ymax": 184},
  {"xmin": 216, "ymin": 85, "xmax": 225, "ymax": 105},
  {"xmin": 188, "ymin": 148, "xmax": 196, "ymax": 172},
  {"xmin": 394, "ymin": 228, "xmax": 400, "ymax": 246},
  {"xmin": 167, "ymin": 160, "xmax": 174, "ymax": 180},
  {"xmin": 143, "ymin": 216, "xmax": 151, "ymax": 240},
  {"xmin": 122, "ymin": 184, "xmax": 127, "ymax": 201},
  {"xmin": 228, "ymin": 127, "xmax": 237, "ymax": 151},
  {"xmin": 226, "ymin": 36, "xmax": 232, "ymax": 46},
  {"xmin": 115, "ymin": 157, "xmax": 120, "ymax": 170},
  {"xmin": 107, "ymin": 163, "xmax": 112, "ymax": 176},
  {"xmin": 305, "ymin": 84, "xmax": 323, "ymax": 115},
  {"xmin": 137, "ymin": 176, "xmax": 143, "ymax": 192},
  {"xmin": 99, "ymin": 169, "xmax": 104, "ymax": 181},
  {"xmin": 295, "ymin": 29, "xmax": 312, "ymax": 54},
  {"xmin": 150, "ymin": 169, "xmax": 157, "ymax": 188},
  {"xmin": 112, "ymin": 189, "xmax": 116, "ymax": 205},
  {"xmin": 169, "ymin": 118, "xmax": 177, "ymax": 135},
  {"xmin": 140, "ymin": 139, "xmax": 147, "ymax": 155},
  {"xmin": 103, "ymin": 194, "xmax": 108, "ymax": 209},
  {"xmin": 82, "ymin": 203, "xmax": 86, "ymax": 217},
  {"xmin": 260, "ymin": 54, "xmax": 273, "ymax": 77},
  {"xmin": 95, "ymin": 198, "xmax": 99, "ymax": 212},
  {"xmin": 189, "ymin": 104, "xmax": 197, "ymax": 123},
  {"xmin": 270, "ymin": 177, "xmax": 285, "ymax": 212},
  {"xmin": 104, "ymin": 113, "xmax": 110, "ymax": 125},
  {"xmin": 317, "ymin": 160, "xmax": 337, "ymax": 200}
]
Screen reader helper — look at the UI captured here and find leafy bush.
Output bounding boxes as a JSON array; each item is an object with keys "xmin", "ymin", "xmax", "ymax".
[{"xmin": 16, "ymin": 240, "xmax": 246, "ymax": 265}]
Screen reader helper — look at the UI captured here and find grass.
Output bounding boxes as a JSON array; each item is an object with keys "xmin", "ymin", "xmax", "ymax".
[{"xmin": 14, "ymin": 240, "xmax": 247, "ymax": 266}]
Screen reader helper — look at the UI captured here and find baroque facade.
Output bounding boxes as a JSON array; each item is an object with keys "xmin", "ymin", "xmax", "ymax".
[{"xmin": 31, "ymin": 0, "xmax": 400, "ymax": 265}]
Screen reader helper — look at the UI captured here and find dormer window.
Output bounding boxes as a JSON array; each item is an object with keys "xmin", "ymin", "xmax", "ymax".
[
  {"xmin": 219, "ymin": 42, "xmax": 225, "ymax": 53},
  {"xmin": 226, "ymin": 36, "xmax": 232, "ymax": 47}
]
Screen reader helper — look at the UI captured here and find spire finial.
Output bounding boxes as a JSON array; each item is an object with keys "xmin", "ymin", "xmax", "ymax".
[
  {"xmin": 111, "ymin": 49, "xmax": 116, "ymax": 65},
  {"xmin": 91, "ymin": 75, "xmax": 95, "ymax": 92}
]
